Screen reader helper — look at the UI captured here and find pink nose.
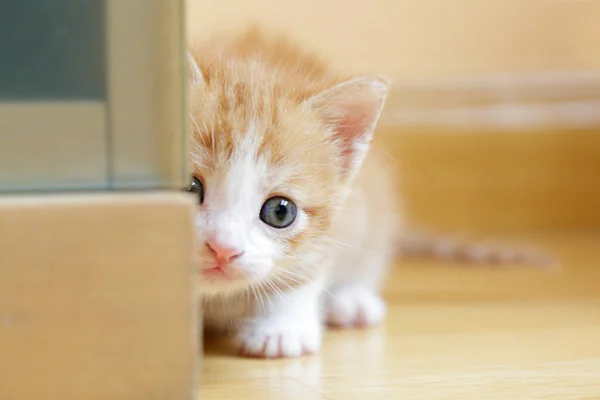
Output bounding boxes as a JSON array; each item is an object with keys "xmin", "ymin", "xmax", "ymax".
[{"xmin": 205, "ymin": 240, "xmax": 244, "ymax": 264}]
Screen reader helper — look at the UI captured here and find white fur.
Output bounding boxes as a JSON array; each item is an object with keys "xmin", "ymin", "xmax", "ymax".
[
  {"xmin": 325, "ymin": 285, "xmax": 386, "ymax": 327},
  {"xmin": 235, "ymin": 280, "xmax": 323, "ymax": 358}
]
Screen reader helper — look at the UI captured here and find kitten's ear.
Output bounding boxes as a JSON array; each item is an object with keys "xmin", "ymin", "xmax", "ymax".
[
  {"xmin": 305, "ymin": 76, "xmax": 390, "ymax": 178},
  {"xmin": 187, "ymin": 51, "xmax": 205, "ymax": 87}
]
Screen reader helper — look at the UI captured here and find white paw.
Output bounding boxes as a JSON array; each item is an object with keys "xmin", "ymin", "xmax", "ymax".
[
  {"xmin": 236, "ymin": 318, "xmax": 322, "ymax": 359},
  {"xmin": 325, "ymin": 286, "xmax": 386, "ymax": 328}
]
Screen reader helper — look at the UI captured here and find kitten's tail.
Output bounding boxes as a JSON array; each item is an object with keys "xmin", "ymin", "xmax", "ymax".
[{"xmin": 397, "ymin": 230, "xmax": 558, "ymax": 268}]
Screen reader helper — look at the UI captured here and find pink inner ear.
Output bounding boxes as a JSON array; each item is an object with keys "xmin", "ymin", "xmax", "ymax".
[
  {"xmin": 307, "ymin": 77, "xmax": 389, "ymax": 172},
  {"xmin": 334, "ymin": 105, "xmax": 376, "ymax": 169}
]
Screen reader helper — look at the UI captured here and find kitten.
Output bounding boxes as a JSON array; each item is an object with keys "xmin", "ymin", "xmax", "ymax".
[
  {"xmin": 187, "ymin": 28, "xmax": 397, "ymax": 358},
  {"xmin": 187, "ymin": 28, "xmax": 554, "ymax": 359}
]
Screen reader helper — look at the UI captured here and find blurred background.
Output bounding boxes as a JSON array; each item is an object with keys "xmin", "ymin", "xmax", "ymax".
[
  {"xmin": 189, "ymin": 0, "xmax": 600, "ymax": 79},
  {"xmin": 2, "ymin": 1, "xmax": 600, "ymax": 398},
  {"xmin": 188, "ymin": 0, "xmax": 600, "ymax": 236},
  {"xmin": 190, "ymin": 3, "xmax": 600, "ymax": 396}
]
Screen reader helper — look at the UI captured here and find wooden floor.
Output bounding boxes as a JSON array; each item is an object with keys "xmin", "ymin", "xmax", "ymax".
[{"xmin": 200, "ymin": 232, "xmax": 600, "ymax": 399}]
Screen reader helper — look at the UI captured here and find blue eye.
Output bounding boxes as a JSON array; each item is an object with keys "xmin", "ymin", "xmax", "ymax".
[
  {"xmin": 186, "ymin": 176, "xmax": 204, "ymax": 205},
  {"xmin": 260, "ymin": 196, "xmax": 297, "ymax": 229}
]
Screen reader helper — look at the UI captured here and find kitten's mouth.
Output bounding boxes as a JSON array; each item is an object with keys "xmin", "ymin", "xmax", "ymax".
[
  {"xmin": 202, "ymin": 266, "xmax": 228, "ymax": 279},
  {"xmin": 200, "ymin": 264, "xmax": 248, "ymax": 282}
]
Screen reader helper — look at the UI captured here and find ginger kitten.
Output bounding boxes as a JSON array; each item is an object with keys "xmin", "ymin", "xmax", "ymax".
[
  {"xmin": 187, "ymin": 28, "xmax": 553, "ymax": 359},
  {"xmin": 187, "ymin": 29, "xmax": 397, "ymax": 358}
]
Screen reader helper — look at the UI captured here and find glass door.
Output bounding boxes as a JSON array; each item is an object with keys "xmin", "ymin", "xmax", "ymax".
[{"xmin": 0, "ymin": 0, "xmax": 187, "ymax": 192}]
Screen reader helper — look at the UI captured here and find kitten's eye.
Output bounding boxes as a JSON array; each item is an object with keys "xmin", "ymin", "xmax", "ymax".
[
  {"xmin": 186, "ymin": 176, "xmax": 204, "ymax": 205},
  {"xmin": 260, "ymin": 196, "xmax": 297, "ymax": 229}
]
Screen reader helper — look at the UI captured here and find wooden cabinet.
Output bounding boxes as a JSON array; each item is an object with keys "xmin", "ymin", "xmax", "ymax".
[{"xmin": 0, "ymin": 2, "xmax": 199, "ymax": 399}]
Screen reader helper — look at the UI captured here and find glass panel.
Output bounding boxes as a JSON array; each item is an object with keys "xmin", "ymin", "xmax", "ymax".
[
  {"xmin": 0, "ymin": 0, "xmax": 106, "ymax": 101},
  {"xmin": 0, "ymin": 0, "xmax": 188, "ymax": 193},
  {"xmin": 0, "ymin": 0, "xmax": 108, "ymax": 192},
  {"xmin": 106, "ymin": 0, "xmax": 188, "ymax": 190},
  {"xmin": 0, "ymin": 102, "xmax": 108, "ymax": 192}
]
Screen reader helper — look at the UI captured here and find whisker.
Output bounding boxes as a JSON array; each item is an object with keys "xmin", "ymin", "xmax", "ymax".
[
  {"xmin": 270, "ymin": 273, "xmax": 296, "ymax": 292},
  {"xmin": 277, "ymin": 268, "xmax": 309, "ymax": 283},
  {"xmin": 258, "ymin": 283, "xmax": 272, "ymax": 310},
  {"xmin": 263, "ymin": 278, "xmax": 286, "ymax": 303},
  {"xmin": 249, "ymin": 283, "xmax": 265, "ymax": 314}
]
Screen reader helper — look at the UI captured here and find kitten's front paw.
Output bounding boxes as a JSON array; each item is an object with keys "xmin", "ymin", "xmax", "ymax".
[
  {"xmin": 325, "ymin": 286, "xmax": 386, "ymax": 328},
  {"xmin": 236, "ymin": 318, "xmax": 322, "ymax": 359}
]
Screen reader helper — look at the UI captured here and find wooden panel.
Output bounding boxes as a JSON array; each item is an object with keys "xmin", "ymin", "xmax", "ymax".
[
  {"xmin": 0, "ymin": 193, "xmax": 199, "ymax": 400},
  {"xmin": 373, "ymin": 74, "xmax": 600, "ymax": 234},
  {"xmin": 187, "ymin": 0, "xmax": 600, "ymax": 80},
  {"xmin": 377, "ymin": 127, "xmax": 600, "ymax": 234}
]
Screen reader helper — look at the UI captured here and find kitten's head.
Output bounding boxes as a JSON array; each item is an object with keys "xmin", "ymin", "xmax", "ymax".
[{"xmin": 187, "ymin": 50, "xmax": 389, "ymax": 296}]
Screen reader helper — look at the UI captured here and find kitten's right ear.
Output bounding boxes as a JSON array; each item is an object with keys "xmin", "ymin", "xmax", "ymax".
[
  {"xmin": 187, "ymin": 51, "xmax": 205, "ymax": 87},
  {"xmin": 304, "ymin": 76, "xmax": 390, "ymax": 181}
]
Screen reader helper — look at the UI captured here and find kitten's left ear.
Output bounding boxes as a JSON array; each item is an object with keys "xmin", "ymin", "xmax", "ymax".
[
  {"xmin": 187, "ymin": 51, "xmax": 205, "ymax": 87},
  {"xmin": 305, "ymin": 76, "xmax": 390, "ymax": 178}
]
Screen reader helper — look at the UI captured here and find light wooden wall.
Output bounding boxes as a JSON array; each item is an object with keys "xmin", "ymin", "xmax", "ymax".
[
  {"xmin": 187, "ymin": 0, "xmax": 600, "ymax": 80},
  {"xmin": 378, "ymin": 127, "xmax": 600, "ymax": 234}
]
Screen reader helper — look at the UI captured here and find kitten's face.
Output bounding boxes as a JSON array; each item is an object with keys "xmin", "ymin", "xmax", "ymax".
[
  {"xmin": 189, "ymin": 95, "xmax": 342, "ymax": 296},
  {"xmin": 187, "ymin": 54, "xmax": 388, "ymax": 296}
]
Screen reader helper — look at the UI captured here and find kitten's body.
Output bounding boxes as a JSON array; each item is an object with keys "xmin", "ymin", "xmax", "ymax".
[{"xmin": 188, "ymin": 28, "xmax": 553, "ymax": 358}]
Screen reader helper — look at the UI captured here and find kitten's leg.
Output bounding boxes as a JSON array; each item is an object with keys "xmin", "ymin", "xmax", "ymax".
[
  {"xmin": 236, "ymin": 279, "xmax": 323, "ymax": 358},
  {"xmin": 325, "ymin": 251, "xmax": 391, "ymax": 328}
]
